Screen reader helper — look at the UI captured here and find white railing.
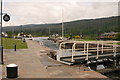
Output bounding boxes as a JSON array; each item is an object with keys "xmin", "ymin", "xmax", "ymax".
[{"xmin": 58, "ymin": 41, "xmax": 119, "ymax": 62}]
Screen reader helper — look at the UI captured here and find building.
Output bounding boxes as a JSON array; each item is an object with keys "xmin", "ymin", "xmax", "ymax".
[{"xmin": 99, "ymin": 32, "xmax": 118, "ymax": 40}]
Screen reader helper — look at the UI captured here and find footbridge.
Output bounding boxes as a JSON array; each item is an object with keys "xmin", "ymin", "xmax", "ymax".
[{"xmin": 56, "ymin": 41, "xmax": 120, "ymax": 65}]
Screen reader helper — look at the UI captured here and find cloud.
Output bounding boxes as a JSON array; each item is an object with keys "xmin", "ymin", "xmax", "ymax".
[
  {"xmin": 2, "ymin": 1, "xmax": 118, "ymax": 26},
  {"xmin": 3, "ymin": 0, "xmax": 120, "ymax": 2}
]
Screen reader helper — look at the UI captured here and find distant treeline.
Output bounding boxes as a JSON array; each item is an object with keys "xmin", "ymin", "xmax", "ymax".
[{"xmin": 3, "ymin": 16, "xmax": 120, "ymax": 39}]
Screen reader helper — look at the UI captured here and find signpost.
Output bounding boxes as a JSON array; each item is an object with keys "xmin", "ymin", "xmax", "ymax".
[
  {"xmin": 3, "ymin": 14, "xmax": 10, "ymax": 22},
  {"xmin": 0, "ymin": 0, "xmax": 10, "ymax": 64}
]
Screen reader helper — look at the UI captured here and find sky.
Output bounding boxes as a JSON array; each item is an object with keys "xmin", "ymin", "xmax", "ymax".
[{"xmin": 1, "ymin": 0, "xmax": 119, "ymax": 27}]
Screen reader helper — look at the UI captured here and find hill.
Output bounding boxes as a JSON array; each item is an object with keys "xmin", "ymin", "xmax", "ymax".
[{"xmin": 3, "ymin": 16, "xmax": 120, "ymax": 38}]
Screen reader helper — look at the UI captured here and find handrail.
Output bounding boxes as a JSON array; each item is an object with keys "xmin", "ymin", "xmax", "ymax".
[
  {"xmin": 96, "ymin": 41, "xmax": 99, "ymax": 59},
  {"xmin": 58, "ymin": 40, "xmax": 118, "ymax": 61},
  {"xmin": 86, "ymin": 42, "xmax": 89, "ymax": 60},
  {"xmin": 114, "ymin": 42, "xmax": 117, "ymax": 57},
  {"xmin": 62, "ymin": 41, "xmax": 120, "ymax": 44},
  {"xmin": 102, "ymin": 41, "xmax": 104, "ymax": 53},
  {"xmin": 71, "ymin": 43, "xmax": 76, "ymax": 62},
  {"xmin": 84, "ymin": 41, "xmax": 86, "ymax": 54},
  {"xmin": 57, "ymin": 43, "xmax": 62, "ymax": 61},
  {"xmin": 113, "ymin": 41, "xmax": 115, "ymax": 52}
]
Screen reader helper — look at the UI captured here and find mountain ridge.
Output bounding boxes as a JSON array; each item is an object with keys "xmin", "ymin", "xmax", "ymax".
[{"xmin": 3, "ymin": 16, "xmax": 119, "ymax": 37}]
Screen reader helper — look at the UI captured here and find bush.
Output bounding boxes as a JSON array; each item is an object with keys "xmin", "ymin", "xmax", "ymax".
[
  {"xmin": 64, "ymin": 34, "xmax": 70, "ymax": 38},
  {"xmin": 116, "ymin": 33, "xmax": 120, "ymax": 41}
]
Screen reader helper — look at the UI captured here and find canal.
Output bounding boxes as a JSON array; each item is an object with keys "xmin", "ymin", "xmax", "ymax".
[
  {"xmin": 103, "ymin": 70, "xmax": 120, "ymax": 79},
  {"xmin": 33, "ymin": 37, "xmax": 120, "ymax": 79}
]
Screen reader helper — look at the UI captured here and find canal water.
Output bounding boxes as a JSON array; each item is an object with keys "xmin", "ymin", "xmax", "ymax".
[
  {"xmin": 33, "ymin": 37, "xmax": 59, "ymax": 50},
  {"xmin": 33, "ymin": 37, "xmax": 120, "ymax": 79},
  {"xmin": 103, "ymin": 70, "xmax": 120, "ymax": 79}
]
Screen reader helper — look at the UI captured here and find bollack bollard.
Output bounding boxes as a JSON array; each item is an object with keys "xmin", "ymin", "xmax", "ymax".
[
  {"xmin": 14, "ymin": 45, "xmax": 16, "ymax": 51},
  {"xmin": 23, "ymin": 38, "xmax": 25, "ymax": 42},
  {"xmin": 6, "ymin": 64, "xmax": 18, "ymax": 78},
  {"xmin": 0, "ymin": 46, "xmax": 4, "ymax": 64}
]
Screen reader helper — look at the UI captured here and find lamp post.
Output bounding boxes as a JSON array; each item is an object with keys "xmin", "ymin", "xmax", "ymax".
[
  {"xmin": 0, "ymin": 0, "xmax": 3, "ymax": 64},
  {"xmin": 0, "ymin": 0, "xmax": 10, "ymax": 64}
]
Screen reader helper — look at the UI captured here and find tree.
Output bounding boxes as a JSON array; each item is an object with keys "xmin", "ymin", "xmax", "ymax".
[{"xmin": 116, "ymin": 33, "xmax": 120, "ymax": 41}]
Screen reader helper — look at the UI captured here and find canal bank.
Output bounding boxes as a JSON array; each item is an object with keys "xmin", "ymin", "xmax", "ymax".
[
  {"xmin": 2, "ymin": 38, "xmax": 108, "ymax": 79},
  {"xmin": 35, "ymin": 37, "xmax": 120, "ymax": 79}
]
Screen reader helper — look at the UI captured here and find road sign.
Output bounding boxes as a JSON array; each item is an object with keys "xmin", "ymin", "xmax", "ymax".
[{"xmin": 3, "ymin": 14, "xmax": 10, "ymax": 22}]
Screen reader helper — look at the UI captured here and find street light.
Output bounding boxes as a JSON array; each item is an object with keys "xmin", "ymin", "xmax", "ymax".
[{"xmin": 0, "ymin": 0, "xmax": 10, "ymax": 64}]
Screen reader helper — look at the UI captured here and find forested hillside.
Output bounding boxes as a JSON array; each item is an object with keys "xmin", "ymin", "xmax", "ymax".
[{"xmin": 3, "ymin": 16, "xmax": 120, "ymax": 37}]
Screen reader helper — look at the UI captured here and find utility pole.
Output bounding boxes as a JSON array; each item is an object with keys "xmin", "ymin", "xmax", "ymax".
[
  {"xmin": 0, "ymin": 0, "xmax": 3, "ymax": 64},
  {"xmin": 49, "ymin": 26, "xmax": 51, "ymax": 37},
  {"xmin": 62, "ymin": 8, "xmax": 64, "ymax": 39},
  {"xmin": 0, "ymin": 0, "xmax": 10, "ymax": 64}
]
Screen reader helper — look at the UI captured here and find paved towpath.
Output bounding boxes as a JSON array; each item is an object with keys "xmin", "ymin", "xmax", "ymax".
[
  {"xmin": 2, "ymin": 39, "xmax": 108, "ymax": 79},
  {"xmin": 2, "ymin": 39, "xmax": 50, "ymax": 78}
]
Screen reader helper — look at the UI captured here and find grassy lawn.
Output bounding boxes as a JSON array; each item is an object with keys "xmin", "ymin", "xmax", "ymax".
[
  {"xmin": 118, "ymin": 43, "xmax": 120, "ymax": 45},
  {"xmin": 3, "ymin": 38, "xmax": 28, "ymax": 49},
  {"xmin": 74, "ymin": 39, "xmax": 120, "ymax": 45},
  {"xmin": 74, "ymin": 38, "xmax": 97, "ymax": 41}
]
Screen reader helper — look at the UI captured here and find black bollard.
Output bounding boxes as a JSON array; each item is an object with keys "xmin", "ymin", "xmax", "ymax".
[
  {"xmin": 6, "ymin": 64, "xmax": 18, "ymax": 78},
  {"xmin": 14, "ymin": 45, "xmax": 16, "ymax": 51},
  {"xmin": 23, "ymin": 38, "xmax": 25, "ymax": 42},
  {"xmin": 0, "ymin": 46, "xmax": 4, "ymax": 64}
]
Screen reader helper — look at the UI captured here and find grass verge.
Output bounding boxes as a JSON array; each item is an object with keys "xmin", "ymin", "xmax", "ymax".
[
  {"xmin": 74, "ymin": 38, "xmax": 97, "ymax": 41},
  {"xmin": 3, "ymin": 38, "xmax": 28, "ymax": 49}
]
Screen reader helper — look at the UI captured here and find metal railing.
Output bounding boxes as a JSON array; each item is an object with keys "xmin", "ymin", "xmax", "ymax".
[{"xmin": 58, "ymin": 41, "xmax": 119, "ymax": 62}]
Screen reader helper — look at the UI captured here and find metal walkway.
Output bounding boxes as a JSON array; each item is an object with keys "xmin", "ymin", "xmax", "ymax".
[{"xmin": 56, "ymin": 41, "xmax": 120, "ymax": 64}]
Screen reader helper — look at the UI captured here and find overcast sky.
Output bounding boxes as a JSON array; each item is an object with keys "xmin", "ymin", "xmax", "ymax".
[{"xmin": 2, "ymin": 0, "xmax": 119, "ymax": 26}]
